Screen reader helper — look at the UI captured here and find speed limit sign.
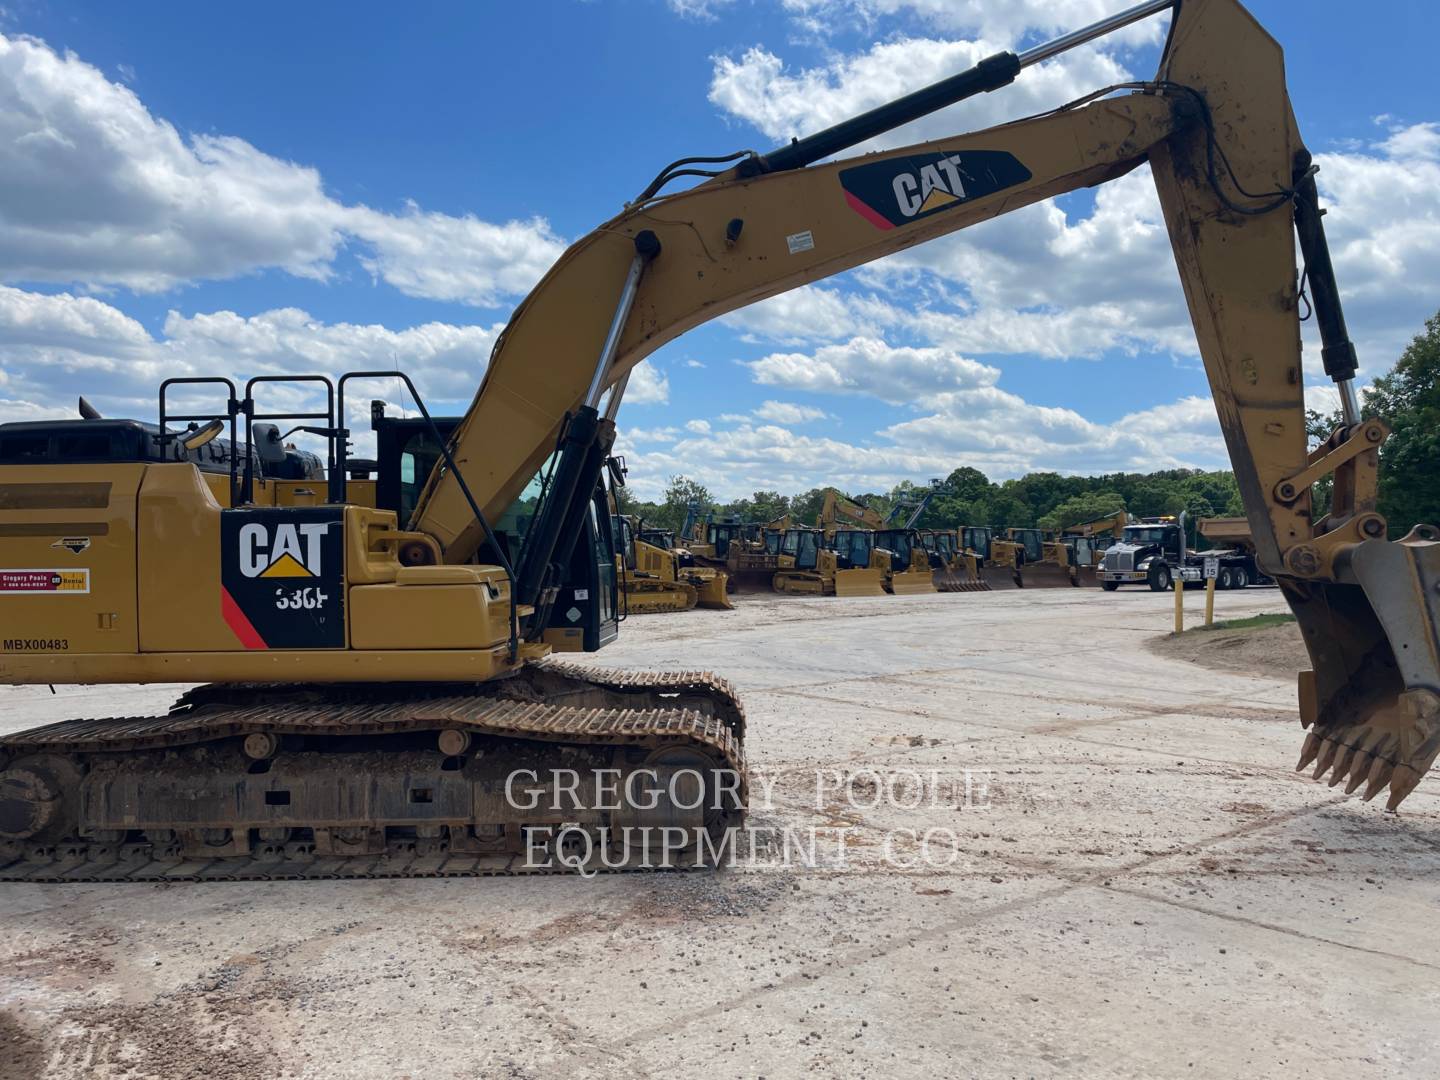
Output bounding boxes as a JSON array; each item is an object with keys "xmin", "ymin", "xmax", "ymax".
[{"xmin": 1204, "ymin": 557, "xmax": 1219, "ymax": 580}]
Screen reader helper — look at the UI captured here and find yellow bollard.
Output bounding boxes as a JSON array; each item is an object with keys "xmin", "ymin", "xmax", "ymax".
[
  {"xmin": 1205, "ymin": 574, "xmax": 1217, "ymax": 627},
  {"xmin": 1174, "ymin": 570, "xmax": 1184, "ymax": 634}
]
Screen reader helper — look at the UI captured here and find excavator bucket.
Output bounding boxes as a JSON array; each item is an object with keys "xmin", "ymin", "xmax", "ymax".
[
  {"xmin": 835, "ymin": 568, "xmax": 887, "ymax": 598},
  {"xmin": 890, "ymin": 569, "xmax": 937, "ymax": 596},
  {"xmin": 693, "ymin": 571, "xmax": 734, "ymax": 610},
  {"xmin": 1294, "ymin": 529, "xmax": 1440, "ymax": 810},
  {"xmin": 1076, "ymin": 565, "xmax": 1101, "ymax": 588}
]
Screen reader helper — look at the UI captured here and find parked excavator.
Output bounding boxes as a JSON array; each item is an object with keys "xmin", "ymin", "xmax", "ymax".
[{"xmin": 2, "ymin": 0, "xmax": 1436, "ymax": 882}]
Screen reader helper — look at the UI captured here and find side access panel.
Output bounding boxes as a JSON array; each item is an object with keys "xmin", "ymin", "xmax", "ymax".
[{"xmin": 0, "ymin": 465, "xmax": 143, "ymax": 657}]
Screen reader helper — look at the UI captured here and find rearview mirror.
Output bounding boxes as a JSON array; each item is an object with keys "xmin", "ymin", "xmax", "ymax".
[{"xmin": 182, "ymin": 418, "xmax": 225, "ymax": 451}]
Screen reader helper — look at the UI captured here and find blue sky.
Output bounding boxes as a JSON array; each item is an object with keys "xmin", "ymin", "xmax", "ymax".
[{"xmin": 1, "ymin": 0, "xmax": 1436, "ymax": 499}]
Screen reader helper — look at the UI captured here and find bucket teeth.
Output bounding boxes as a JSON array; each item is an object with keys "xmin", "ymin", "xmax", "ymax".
[
  {"xmin": 1361, "ymin": 757, "xmax": 1395, "ymax": 802},
  {"xmin": 1343, "ymin": 756, "xmax": 1374, "ymax": 795},
  {"xmin": 1327, "ymin": 739, "xmax": 1360, "ymax": 786},
  {"xmin": 1295, "ymin": 730, "xmax": 1322, "ymax": 772},
  {"xmin": 1386, "ymin": 765, "xmax": 1423, "ymax": 812},
  {"xmin": 1311, "ymin": 737, "xmax": 1340, "ymax": 780}
]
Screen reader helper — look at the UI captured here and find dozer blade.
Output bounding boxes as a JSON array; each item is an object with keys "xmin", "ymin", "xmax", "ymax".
[
  {"xmin": 694, "ymin": 572, "xmax": 734, "ymax": 610},
  {"xmin": 727, "ymin": 567, "xmax": 778, "ymax": 593},
  {"xmin": 835, "ymin": 568, "xmax": 887, "ymax": 598},
  {"xmin": 1016, "ymin": 564, "xmax": 1079, "ymax": 589},
  {"xmin": 1294, "ymin": 529, "xmax": 1440, "ymax": 810},
  {"xmin": 935, "ymin": 568, "xmax": 991, "ymax": 593},
  {"xmin": 890, "ymin": 570, "xmax": 937, "ymax": 596},
  {"xmin": 980, "ymin": 565, "xmax": 1022, "ymax": 590},
  {"xmin": 1077, "ymin": 566, "xmax": 1101, "ymax": 588}
]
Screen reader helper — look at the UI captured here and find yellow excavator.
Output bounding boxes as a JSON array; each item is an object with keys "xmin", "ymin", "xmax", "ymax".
[{"xmin": 1, "ymin": 0, "xmax": 1436, "ymax": 882}]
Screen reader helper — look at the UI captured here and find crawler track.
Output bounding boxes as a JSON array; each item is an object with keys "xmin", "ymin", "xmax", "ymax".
[{"xmin": 0, "ymin": 661, "xmax": 747, "ymax": 882}]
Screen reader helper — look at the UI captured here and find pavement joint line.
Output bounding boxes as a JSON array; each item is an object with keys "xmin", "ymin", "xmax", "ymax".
[
  {"xmin": 608, "ymin": 797, "xmax": 1348, "ymax": 1054},
  {"xmin": 1101, "ymin": 882, "xmax": 1440, "ymax": 971}
]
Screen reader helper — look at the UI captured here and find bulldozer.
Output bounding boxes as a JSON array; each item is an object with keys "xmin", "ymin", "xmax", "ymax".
[
  {"xmin": 870, "ymin": 529, "xmax": 939, "ymax": 596},
  {"xmin": 999, "ymin": 528, "xmax": 1081, "ymax": 588},
  {"xmin": 1, "ymin": 0, "xmax": 1437, "ymax": 882},
  {"xmin": 613, "ymin": 514, "xmax": 733, "ymax": 614},
  {"xmin": 918, "ymin": 529, "xmax": 990, "ymax": 592},
  {"xmin": 960, "ymin": 526, "xmax": 1022, "ymax": 591},
  {"xmin": 1059, "ymin": 511, "xmax": 1131, "ymax": 587}
]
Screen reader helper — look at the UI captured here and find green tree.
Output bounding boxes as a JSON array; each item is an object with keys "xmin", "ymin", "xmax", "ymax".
[
  {"xmin": 1366, "ymin": 310, "xmax": 1440, "ymax": 532},
  {"xmin": 657, "ymin": 475, "xmax": 712, "ymax": 534},
  {"xmin": 1038, "ymin": 491, "xmax": 1127, "ymax": 532}
]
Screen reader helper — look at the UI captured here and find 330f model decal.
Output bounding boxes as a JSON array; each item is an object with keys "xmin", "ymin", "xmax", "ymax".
[
  {"xmin": 220, "ymin": 508, "xmax": 345, "ymax": 649},
  {"xmin": 839, "ymin": 150, "xmax": 1032, "ymax": 230}
]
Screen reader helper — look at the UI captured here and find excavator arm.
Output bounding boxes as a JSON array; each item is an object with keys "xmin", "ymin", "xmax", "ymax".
[
  {"xmin": 404, "ymin": 0, "xmax": 1439, "ymax": 807},
  {"xmin": 817, "ymin": 489, "xmax": 886, "ymax": 533}
]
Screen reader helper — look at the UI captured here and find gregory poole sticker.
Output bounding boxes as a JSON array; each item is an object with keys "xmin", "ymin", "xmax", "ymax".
[
  {"xmin": 839, "ymin": 149, "xmax": 1032, "ymax": 230},
  {"xmin": 0, "ymin": 568, "xmax": 91, "ymax": 594}
]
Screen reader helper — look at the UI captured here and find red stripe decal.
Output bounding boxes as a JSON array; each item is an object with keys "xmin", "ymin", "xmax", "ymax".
[
  {"xmin": 221, "ymin": 586, "xmax": 268, "ymax": 650},
  {"xmin": 844, "ymin": 190, "xmax": 894, "ymax": 231}
]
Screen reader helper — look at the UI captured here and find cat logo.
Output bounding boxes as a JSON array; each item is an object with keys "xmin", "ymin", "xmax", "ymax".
[
  {"xmin": 839, "ymin": 149, "xmax": 1032, "ymax": 231},
  {"xmin": 892, "ymin": 154, "xmax": 970, "ymax": 218},
  {"xmin": 238, "ymin": 521, "xmax": 333, "ymax": 578}
]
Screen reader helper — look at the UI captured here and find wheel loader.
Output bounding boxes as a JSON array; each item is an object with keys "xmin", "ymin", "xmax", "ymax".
[{"xmin": 2, "ymin": 0, "xmax": 1437, "ymax": 882}]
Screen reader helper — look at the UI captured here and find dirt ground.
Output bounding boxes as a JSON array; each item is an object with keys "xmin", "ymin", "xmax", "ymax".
[
  {"xmin": 3, "ymin": 585, "xmax": 1437, "ymax": 1079},
  {"xmin": 1148, "ymin": 616, "xmax": 1310, "ymax": 676}
]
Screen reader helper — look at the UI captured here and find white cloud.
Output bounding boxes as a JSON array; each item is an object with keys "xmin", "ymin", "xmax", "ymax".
[
  {"xmin": 753, "ymin": 400, "xmax": 829, "ymax": 423},
  {"xmin": 685, "ymin": 418, "xmax": 712, "ymax": 434},
  {"xmin": 709, "ymin": 36, "xmax": 1131, "ymax": 154},
  {"xmin": 625, "ymin": 362, "xmax": 670, "ymax": 406},
  {"xmin": 0, "ymin": 285, "xmax": 501, "ymax": 422},
  {"xmin": 746, "ymin": 336, "xmax": 999, "ymax": 404},
  {"xmin": 0, "ymin": 34, "xmax": 564, "ymax": 303},
  {"xmin": 778, "ymin": 0, "xmax": 1168, "ymax": 46},
  {"xmin": 666, "ymin": 0, "xmax": 736, "ymax": 20}
]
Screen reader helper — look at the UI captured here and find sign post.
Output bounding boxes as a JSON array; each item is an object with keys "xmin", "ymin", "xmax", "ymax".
[
  {"xmin": 1203, "ymin": 557, "xmax": 1219, "ymax": 626},
  {"xmin": 1173, "ymin": 567, "xmax": 1184, "ymax": 634}
]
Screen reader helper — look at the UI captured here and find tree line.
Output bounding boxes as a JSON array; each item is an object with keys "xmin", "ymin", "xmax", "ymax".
[{"xmin": 622, "ymin": 309, "xmax": 1440, "ymax": 542}]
